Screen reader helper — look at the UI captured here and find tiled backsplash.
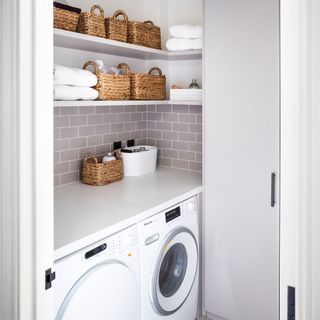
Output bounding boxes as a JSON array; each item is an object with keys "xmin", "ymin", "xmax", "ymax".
[{"xmin": 54, "ymin": 104, "xmax": 202, "ymax": 187}]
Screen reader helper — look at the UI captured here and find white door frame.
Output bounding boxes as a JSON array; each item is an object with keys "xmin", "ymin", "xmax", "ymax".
[{"xmin": 0, "ymin": 1, "xmax": 53, "ymax": 319}]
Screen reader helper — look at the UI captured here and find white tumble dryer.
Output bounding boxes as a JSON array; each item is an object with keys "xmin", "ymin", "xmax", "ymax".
[
  {"xmin": 138, "ymin": 196, "xmax": 199, "ymax": 320},
  {"xmin": 54, "ymin": 225, "xmax": 140, "ymax": 320}
]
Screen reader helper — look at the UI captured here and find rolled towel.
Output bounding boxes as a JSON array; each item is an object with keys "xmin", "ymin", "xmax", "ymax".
[
  {"xmin": 169, "ymin": 24, "xmax": 202, "ymax": 39},
  {"xmin": 54, "ymin": 85, "xmax": 98, "ymax": 101},
  {"xmin": 166, "ymin": 38, "xmax": 202, "ymax": 51},
  {"xmin": 54, "ymin": 64, "xmax": 98, "ymax": 87}
]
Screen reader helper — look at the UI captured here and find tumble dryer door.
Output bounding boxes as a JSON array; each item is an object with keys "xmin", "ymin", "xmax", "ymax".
[
  {"xmin": 55, "ymin": 260, "xmax": 138, "ymax": 320},
  {"xmin": 151, "ymin": 227, "xmax": 198, "ymax": 315}
]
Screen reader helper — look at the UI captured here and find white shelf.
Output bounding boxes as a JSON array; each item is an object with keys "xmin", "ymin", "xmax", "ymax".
[
  {"xmin": 54, "ymin": 29, "xmax": 202, "ymax": 61},
  {"xmin": 53, "ymin": 100, "xmax": 202, "ymax": 107}
]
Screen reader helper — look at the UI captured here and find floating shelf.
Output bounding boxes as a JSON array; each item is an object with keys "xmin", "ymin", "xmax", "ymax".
[
  {"xmin": 54, "ymin": 29, "xmax": 202, "ymax": 61},
  {"xmin": 53, "ymin": 100, "xmax": 202, "ymax": 107}
]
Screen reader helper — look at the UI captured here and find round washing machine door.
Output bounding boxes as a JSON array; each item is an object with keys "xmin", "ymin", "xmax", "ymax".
[
  {"xmin": 55, "ymin": 260, "xmax": 138, "ymax": 320},
  {"xmin": 150, "ymin": 227, "xmax": 198, "ymax": 315}
]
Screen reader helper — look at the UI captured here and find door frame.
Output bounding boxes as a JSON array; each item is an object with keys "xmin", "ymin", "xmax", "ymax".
[{"xmin": 0, "ymin": 1, "xmax": 53, "ymax": 319}]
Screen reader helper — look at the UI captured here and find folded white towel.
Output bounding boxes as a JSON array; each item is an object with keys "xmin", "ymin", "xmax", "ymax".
[
  {"xmin": 54, "ymin": 64, "xmax": 98, "ymax": 87},
  {"xmin": 169, "ymin": 24, "xmax": 202, "ymax": 39},
  {"xmin": 166, "ymin": 38, "xmax": 202, "ymax": 51},
  {"xmin": 54, "ymin": 85, "xmax": 98, "ymax": 101}
]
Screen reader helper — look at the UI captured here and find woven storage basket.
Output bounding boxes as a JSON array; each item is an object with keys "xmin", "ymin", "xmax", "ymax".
[
  {"xmin": 105, "ymin": 9, "xmax": 128, "ymax": 42},
  {"xmin": 130, "ymin": 67, "xmax": 166, "ymax": 100},
  {"xmin": 128, "ymin": 20, "xmax": 161, "ymax": 49},
  {"xmin": 54, "ymin": 7, "xmax": 80, "ymax": 32},
  {"xmin": 76, "ymin": 5, "xmax": 106, "ymax": 38},
  {"xmin": 83, "ymin": 61, "xmax": 131, "ymax": 100},
  {"xmin": 82, "ymin": 152, "xmax": 123, "ymax": 186}
]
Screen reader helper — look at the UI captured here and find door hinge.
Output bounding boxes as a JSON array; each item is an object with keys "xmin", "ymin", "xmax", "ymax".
[
  {"xmin": 288, "ymin": 286, "xmax": 295, "ymax": 320},
  {"xmin": 45, "ymin": 268, "xmax": 56, "ymax": 290}
]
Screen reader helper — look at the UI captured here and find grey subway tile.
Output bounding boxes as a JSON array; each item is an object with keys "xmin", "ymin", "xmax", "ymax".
[
  {"xmin": 156, "ymin": 122, "xmax": 172, "ymax": 131},
  {"xmin": 88, "ymin": 135, "xmax": 103, "ymax": 146},
  {"xmin": 196, "ymin": 152, "xmax": 202, "ymax": 162},
  {"xmin": 156, "ymin": 104, "xmax": 171, "ymax": 113},
  {"xmin": 110, "ymin": 106, "xmax": 124, "ymax": 113},
  {"xmin": 79, "ymin": 125, "xmax": 96, "ymax": 137},
  {"xmin": 125, "ymin": 122, "xmax": 137, "ymax": 131},
  {"xmin": 60, "ymin": 107, "xmax": 78, "ymax": 115},
  {"xmin": 103, "ymin": 133, "xmax": 117, "ymax": 144},
  {"xmin": 96, "ymin": 124, "xmax": 110, "ymax": 134},
  {"xmin": 124, "ymin": 105, "xmax": 136, "ymax": 112},
  {"xmin": 54, "ymin": 139, "xmax": 69, "ymax": 151},
  {"xmin": 79, "ymin": 147, "xmax": 96, "ymax": 159},
  {"xmin": 61, "ymin": 127, "xmax": 78, "ymax": 139},
  {"xmin": 172, "ymin": 141, "xmax": 189, "ymax": 151},
  {"xmin": 162, "ymin": 149, "xmax": 178, "ymax": 159},
  {"xmin": 54, "ymin": 152, "xmax": 60, "ymax": 163},
  {"xmin": 148, "ymin": 130, "xmax": 162, "ymax": 139},
  {"xmin": 70, "ymin": 137, "xmax": 87, "ymax": 149},
  {"xmin": 70, "ymin": 160, "xmax": 82, "ymax": 171},
  {"xmin": 179, "ymin": 114, "xmax": 196, "ymax": 123},
  {"xmin": 189, "ymin": 161, "xmax": 202, "ymax": 171},
  {"xmin": 189, "ymin": 124, "xmax": 202, "ymax": 133},
  {"xmin": 54, "ymin": 116, "xmax": 69, "ymax": 128},
  {"xmin": 189, "ymin": 142, "xmax": 202, "ymax": 152},
  {"xmin": 131, "ymin": 131, "xmax": 143, "ymax": 140},
  {"xmin": 189, "ymin": 105, "xmax": 202, "ymax": 114},
  {"xmin": 147, "ymin": 112, "xmax": 162, "ymax": 121},
  {"xmin": 172, "ymin": 159, "xmax": 189, "ymax": 169},
  {"xmin": 173, "ymin": 123, "xmax": 188, "ymax": 132},
  {"xmin": 61, "ymin": 149, "xmax": 79, "ymax": 161},
  {"xmin": 131, "ymin": 112, "xmax": 143, "ymax": 121},
  {"xmin": 54, "ymin": 175, "xmax": 60, "ymax": 187},
  {"xmin": 137, "ymin": 105, "xmax": 146, "ymax": 112},
  {"xmin": 179, "ymin": 151, "xmax": 196, "ymax": 161},
  {"xmin": 103, "ymin": 114, "xmax": 118, "ymax": 123},
  {"xmin": 79, "ymin": 106, "xmax": 96, "ymax": 114},
  {"xmin": 88, "ymin": 114, "xmax": 103, "ymax": 125},
  {"xmin": 147, "ymin": 105, "xmax": 156, "ymax": 112},
  {"xmin": 156, "ymin": 140, "xmax": 172, "ymax": 149},
  {"xmin": 172, "ymin": 105, "xmax": 189, "ymax": 113},
  {"xmin": 96, "ymin": 144, "xmax": 111, "ymax": 155},
  {"xmin": 136, "ymin": 121, "xmax": 146, "ymax": 130},
  {"xmin": 162, "ymin": 131, "xmax": 179, "ymax": 140},
  {"xmin": 60, "ymin": 171, "xmax": 79, "ymax": 185},
  {"xmin": 196, "ymin": 114, "xmax": 202, "ymax": 124},
  {"xmin": 179, "ymin": 132, "xmax": 196, "ymax": 142},
  {"xmin": 158, "ymin": 157, "xmax": 172, "ymax": 167},
  {"xmin": 54, "ymin": 107, "xmax": 60, "ymax": 116},
  {"xmin": 147, "ymin": 121, "xmax": 156, "ymax": 129},
  {"xmin": 54, "ymin": 162, "xmax": 69, "ymax": 174},
  {"xmin": 96, "ymin": 106, "xmax": 110, "ymax": 114},
  {"xmin": 54, "ymin": 128, "xmax": 60, "ymax": 139},
  {"xmin": 70, "ymin": 115, "xmax": 87, "ymax": 126},
  {"xmin": 118, "ymin": 113, "xmax": 131, "ymax": 122},
  {"xmin": 111, "ymin": 123, "xmax": 124, "ymax": 133},
  {"xmin": 163, "ymin": 113, "xmax": 178, "ymax": 122}
]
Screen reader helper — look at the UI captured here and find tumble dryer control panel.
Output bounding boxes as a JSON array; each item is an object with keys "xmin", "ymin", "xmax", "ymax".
[{"xmin": 82, "ymin": 225, "xmax": 138, "ymax": 262}]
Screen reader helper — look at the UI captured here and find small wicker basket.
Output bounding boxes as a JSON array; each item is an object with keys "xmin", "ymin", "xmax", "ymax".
[
  {"xmin": 83, "ymin": 61, "xmax": 131, "ymax": 100},
  {"xmin": 76, "ymin": 5, "xmax": 106, "ymax": 38},
  {"xmin": 130, "ymin": 67, "xmax": 166, "ymax": 100},
  {"xmin": 54, "ymin": 6, "xmax": 80, "ymax": 32},
  {"xmin": 82, "ymin": 153, "xmax": 123, "ymax": 186},
  {"xmin": 105, "ymin": 9, "xmax": 128, "ymax": 42},
  {"xmin": 128, "ymin": 20, "xmax": 161, "ymax": 49}
]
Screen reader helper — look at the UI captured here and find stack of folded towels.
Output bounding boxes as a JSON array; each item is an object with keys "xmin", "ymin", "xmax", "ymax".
[
  {"xmin": 166, "ymin": 24, "xmax": 202, "ymax": 52},
  {"xmin": 53, "ymin": 64, "xmax": 98, "ymax": 101}
]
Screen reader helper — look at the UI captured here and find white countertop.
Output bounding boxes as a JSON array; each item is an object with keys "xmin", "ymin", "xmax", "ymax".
[{"xmin": 54, "ymin": 167, "xmax": 202, "ymax": 260}]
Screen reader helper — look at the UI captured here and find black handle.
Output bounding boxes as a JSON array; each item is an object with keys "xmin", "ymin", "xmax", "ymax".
[{"xmin": 271, "ymin": 172, "xmax": 276, "ymax": 207}]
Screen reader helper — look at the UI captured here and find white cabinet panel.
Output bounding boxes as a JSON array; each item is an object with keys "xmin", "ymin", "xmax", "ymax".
[{"xmin": 204, "ymin": 0, "xmax": 280, "ymax": 319}]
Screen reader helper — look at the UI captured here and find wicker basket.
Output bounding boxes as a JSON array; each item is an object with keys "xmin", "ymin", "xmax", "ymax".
[
  {"xmin": 76, "ymin": 5, "xmax": 106, "ymax": 38},
  {"xmin": 128, "ymin": 20, "xmax": 161, "ymax": 49},
  {"xmin": 82, "ymin": 153, "xmax": 123, "ymax": 186},
  {"xmin": 83, "ymin": 61, "xmax": 131, "ymax": 100},
  {"xmin": 54, "ymin": 6, "xmax": 80, "ymax": 32},
  {"xmin": 130, "ymin": 67, "xmax": 166, "ymax": 100},
  {"xmin": 105, "ymin": 9, "xmax": 128, "ymax": 42}
]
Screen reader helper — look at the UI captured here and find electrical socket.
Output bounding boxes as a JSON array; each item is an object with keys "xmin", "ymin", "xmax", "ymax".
[
  {"xmin": 127, "ymin": 139, "xmax": 135, "ymax": 147},
  {"xmin": 113, "ymin": 141, "xmax": 122, "ymax": 150}
]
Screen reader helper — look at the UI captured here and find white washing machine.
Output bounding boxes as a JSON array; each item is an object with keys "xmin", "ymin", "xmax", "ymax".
[
  {"xmin": 138, "ymin": 196, "xmax": 199, "ymax": 320},
  {"xmin": 54, "ymin": 225, "xmax": 140, "ymax": 320}
]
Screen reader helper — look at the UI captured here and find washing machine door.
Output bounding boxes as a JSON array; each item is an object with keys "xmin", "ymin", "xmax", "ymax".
[
  {"xmin": 55, "ymin": 260, "xmax": 138, "ymax": 320},
  {"xmin": 151, "ymin": 227, "xmax": 198, "ymax": 315}
]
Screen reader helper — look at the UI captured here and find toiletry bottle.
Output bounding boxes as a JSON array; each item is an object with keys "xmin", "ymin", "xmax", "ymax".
[{"xmin": 102, "ymin": 152, "xmax": 116, "ymax": 163}]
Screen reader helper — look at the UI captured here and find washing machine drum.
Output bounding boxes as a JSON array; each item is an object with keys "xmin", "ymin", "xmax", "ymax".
[
  {"xmin": 151, "ymin": 227, "xmax": 198, "ymax": 315},
  {"xmin": 55, "ymin": 260, "xmax": 138, "ymax": 320}
]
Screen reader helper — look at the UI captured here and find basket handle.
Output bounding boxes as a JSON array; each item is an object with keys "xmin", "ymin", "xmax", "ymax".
[
  {"xmin": 143, "ymin": 20, "xmax": 154, "ymax": 26},
  {"xmin": 112, "ymin": 9, "xmax": 128, "ymax": 22},
  {"xmin": 117, "ymin": 63, "xmax": 132, "ymax": 75},
  {"xmin": 83, "ymin": 61, "xmax": 100, "ymax": 76},
  {"xmin": 90, "ymin": 5, "xmax": 104, "ymax": 17},
  {"xmin": 148, "ymin": 67, "xmax": 162, "ymax": 76},
  {"xmin": 84, "ymin": 153, "xmax": 98, "ymax": 164}
]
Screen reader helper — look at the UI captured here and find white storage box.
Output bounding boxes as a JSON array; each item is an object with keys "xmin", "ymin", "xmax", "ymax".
[
  {"xmin": 170, "ymin": 88, "xmax": 202, "ymax": 101},
  {"xmin": 121, "ymin": 146, "xmax": 158, "ymax": 176}
]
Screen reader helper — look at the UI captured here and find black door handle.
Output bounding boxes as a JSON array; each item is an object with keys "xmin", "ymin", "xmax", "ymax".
[{"xmin": 271, "ymin": 172, "xmax": 276, "ymax": 207}]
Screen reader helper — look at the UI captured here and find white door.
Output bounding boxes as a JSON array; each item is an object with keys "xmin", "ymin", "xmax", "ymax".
[{"xmin": 203, "ymin": 0, "xmax": 280, "ymax": 319}]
